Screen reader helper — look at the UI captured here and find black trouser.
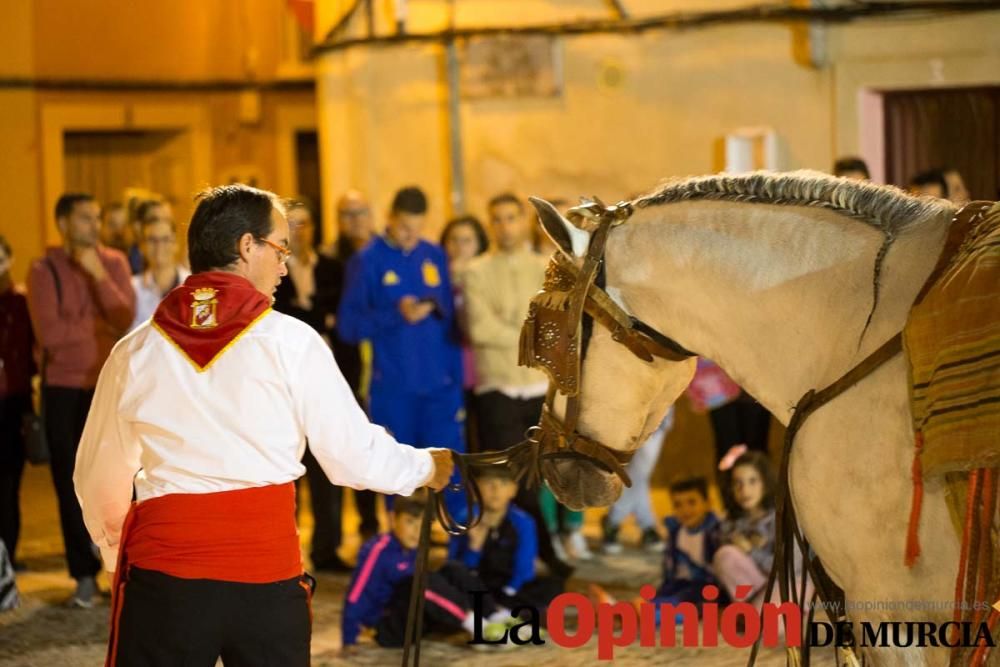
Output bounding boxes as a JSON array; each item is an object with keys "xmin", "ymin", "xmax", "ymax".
[
  {"xmin": 301, "ymin": 450, "xmax": 379, "ymax": 566},
  {"xmin": 496, "ymin": 575, "xmax": 564, "ymax": 623},
  {"xmin": 111, "ymin": 567, "xmax": 311, "ymax": 667},
  {"xmin": 43, "ymin": 386, "xmax": 101, "ymax": 579},
  {"xmin": 475, "ymin": 392, "xmax": 543, "ymax": 454},
  {"xmin": 463, "ymin": 388, "xmax": 480, "ymax": 453},
  {"xmin": 375, "ymin": 562, "xmax": 495, "ymax": 647},
  {"xmin": 302, "ymin": 449, "xmax": 341, "ymax": 566},
  {"xmin": 0, "ymin": 394, "xmax": 29, "ymax": 560},
  {"xmin": 709, "ymin": 396, "xmax": 772, "ymax": 463},
  {"xmin": 474, "ymin": 392, "xmax": 569, "ymax": 574},
  {"xmin": 355, "ymin": 488, "xmax": 378, "ymax": 537}
]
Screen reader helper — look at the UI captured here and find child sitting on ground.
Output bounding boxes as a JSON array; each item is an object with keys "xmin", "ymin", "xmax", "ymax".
[
  {"xmin": 657, "ymin": 476, "xmax": 722, "ymax": 611},
  {"xmin": 590, "ymin": 475, "xmax": 722, "ymax": 621},
  {"xmin": 449, "ymin": 467, "xmax": 564, "ymax": 616},
  {"xmin": 341, "ymin": 492, "xmax": 507, "ymax": 652},
  {"xmin": 712, "ymin": 450, "xmax": 778, "ymax": 607}
]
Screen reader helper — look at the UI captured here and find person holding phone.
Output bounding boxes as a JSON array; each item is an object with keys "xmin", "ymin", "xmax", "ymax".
[{"xmin": 338, "ymin": 186, "xmax": 466, "ymax": 515}]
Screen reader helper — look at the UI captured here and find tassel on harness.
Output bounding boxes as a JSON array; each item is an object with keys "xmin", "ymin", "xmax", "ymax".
[
  {"xmin": 904, "ymin": 430, "xmax": 924, "ymax": 568},
  {"xmin": 518, "ymin": 307, "xmax": 535, "ymax": 370}
]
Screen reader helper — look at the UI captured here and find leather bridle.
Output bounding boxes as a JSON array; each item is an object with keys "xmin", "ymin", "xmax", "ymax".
[{"xmin": 516, "ymin": 198, "xmax": 696, "ymax": 490}]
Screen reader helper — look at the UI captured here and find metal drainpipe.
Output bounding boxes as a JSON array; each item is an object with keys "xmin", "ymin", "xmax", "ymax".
[{"xmin": 444, "ymin": 0, "xmax": 465, "ymax": 216}]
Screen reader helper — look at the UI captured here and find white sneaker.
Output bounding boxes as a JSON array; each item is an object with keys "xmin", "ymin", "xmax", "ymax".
[
  {"xmin": 603, "ymin": 541, "xmax": 624, "ymax": 555},
  {"xmin": 567, "ymin": 531, "xmax": 593, "ymax": 560},
  {"xmin": 487, "ymin": 608, "xmax": 512, "ymax": 624},
  {"xmin": 551, "ymin": 535, "xmax": 570, "ymax": 561}
]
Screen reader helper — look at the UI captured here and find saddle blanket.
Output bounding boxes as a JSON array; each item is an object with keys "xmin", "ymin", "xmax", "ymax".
[{"xmin": 904, "ymin": 201, "xmax": 1000, "ymax": 476}]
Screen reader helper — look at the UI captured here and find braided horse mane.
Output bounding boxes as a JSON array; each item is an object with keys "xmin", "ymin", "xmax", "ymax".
[{"xmin": 632, "ymin": 170, "xmax": 957, "ymax": 342}]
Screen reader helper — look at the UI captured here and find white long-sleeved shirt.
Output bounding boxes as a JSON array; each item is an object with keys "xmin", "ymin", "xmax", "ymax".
[
  {"xmin": 128, "ymin": 266, "xmax": 191, "ymax": 332},
  {"xmin": 75, "ymin": 309, "xmax": 433, "ymax": 570}
]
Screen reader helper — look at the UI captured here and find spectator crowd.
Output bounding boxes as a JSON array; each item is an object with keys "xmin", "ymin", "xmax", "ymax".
[{"xmin": 0, "ymin": 158, "xmax": 980, "ymax": 649}]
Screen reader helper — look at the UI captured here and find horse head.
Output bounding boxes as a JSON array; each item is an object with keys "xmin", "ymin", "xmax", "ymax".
[{"xmin": 525, "ymin": 197, "xmax": 696, "ymax": 510}]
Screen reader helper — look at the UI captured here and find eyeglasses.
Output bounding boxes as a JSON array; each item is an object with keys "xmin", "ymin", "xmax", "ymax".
[{"xmin": 256, "ymin": 237, "xmax": 292, "ymax": 264}]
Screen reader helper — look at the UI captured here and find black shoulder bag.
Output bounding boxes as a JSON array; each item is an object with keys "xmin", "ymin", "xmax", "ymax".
[{"xmin": 22, "ymin": 259, "xmax": 60, "ymax": 465}]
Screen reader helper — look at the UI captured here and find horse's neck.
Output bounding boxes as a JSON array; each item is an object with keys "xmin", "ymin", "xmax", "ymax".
[{"xmin": 609, "ymin": 200, "xmax": 949, "ymax": 423}]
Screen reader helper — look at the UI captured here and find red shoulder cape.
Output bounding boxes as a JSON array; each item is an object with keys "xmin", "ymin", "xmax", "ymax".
[{"xmin": 151, "ymin": 272, "xmax": 271, "ymax": 371}]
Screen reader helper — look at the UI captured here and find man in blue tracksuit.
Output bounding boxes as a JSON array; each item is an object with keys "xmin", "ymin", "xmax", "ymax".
[{"xmin": 337, "ymin": 186, "xmax": 465, "ymax": 512}]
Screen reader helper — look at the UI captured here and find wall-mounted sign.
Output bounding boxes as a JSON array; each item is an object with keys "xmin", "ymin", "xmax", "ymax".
[{"xmin": 459, "ymin": 35, "xmax": 563, "ymax": 100}]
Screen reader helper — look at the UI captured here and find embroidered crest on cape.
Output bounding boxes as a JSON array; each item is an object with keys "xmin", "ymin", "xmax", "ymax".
[
  {"xmin": 422, "ymin": 261, "xmax": 441, "ymax": 287},
  {"xmin": 190, "ymin": 287, "xmax": 219, "ymax": 329}
]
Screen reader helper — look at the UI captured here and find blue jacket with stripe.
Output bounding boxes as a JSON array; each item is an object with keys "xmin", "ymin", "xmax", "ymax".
[{"xmin": 341, "ymin": 533, "xmax": 415, "ymax": 646}]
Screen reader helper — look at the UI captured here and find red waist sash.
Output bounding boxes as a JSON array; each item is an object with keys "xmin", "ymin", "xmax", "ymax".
[{"xmin": 115, "ymin": 482, "xmax": 302, "ymax": 584}]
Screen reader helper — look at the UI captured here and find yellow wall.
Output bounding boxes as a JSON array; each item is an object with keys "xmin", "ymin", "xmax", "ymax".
[
  {"xmin": 0, "ymin": 89, "xmax": 44, "ymax": 285},
  {"xmin": 0, "ymin": 1, "xmax": 41, "ymax": 284},
  {"xmin": 30, "ymin": 0, "xmax": 286, "ymax": 81},
  {"xmin": 0, "ymin": 1, "xmax": 316, "ymax": 285},
  {"xmin": 36, "ymin": 88, "xmax": 315, "ymax": 236},
  {"xmin": 315, "ymin": 2, "xmax": 1000, "ymax": 233}
]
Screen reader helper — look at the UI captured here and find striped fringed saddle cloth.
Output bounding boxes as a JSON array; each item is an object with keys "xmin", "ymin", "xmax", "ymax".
[
  {"xmin": 902, "ymin": 201, "xmax": 1000, "ymax": 666},
  {"xmin": 0, "ymin": 538, "xmax": 18, "ymax": 611},
  {"xmin": 904, "ymin": 200, "xmax": 1000, "ymax": 477}
]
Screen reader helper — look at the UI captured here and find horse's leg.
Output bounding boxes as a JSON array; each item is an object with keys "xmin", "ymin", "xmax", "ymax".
[{"xmin": 788, "ymin": 357, "xmax": 960, "ymax": 667}]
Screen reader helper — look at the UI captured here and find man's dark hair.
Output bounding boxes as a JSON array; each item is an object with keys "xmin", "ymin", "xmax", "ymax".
[
  {"xmin": 833, "ymin": 157, "xmax": 870, "ymax": 180},
  {"xmin": 104, "ymin": 201, "xmax": 124, "ymax": 215},
  {"xmin": 393, "ymin": 492, "xmax": 428, "ymax": 518},
  {"xmin": 136, "ymin": 198, "xmax": 165, "ymax": 224},
  {"xmin": 137, "ymin": 198, "xmax": 178, "ymax": 233},
  {"xmin": 187, "ymin": 184, "xmax": 283, "ymax": 273},
  {"xmin": 909, "ymin": 168, "xmax": 948, "ymax": 195},
  {"xmin": 0, "ymin": 235, "xmax": 11, "ymax": 258},
  {"xmin": 718, "ymin": 451, "xmax": 777, "ymax": 519},
  {"xmin": 55, "ymin": 193, "xmax": 95, "ymax": 220},
  {"xmin": 487, "ymin": 192, "xmax": 524, "ymax": 214},
  {"xmin": 475, "ymin": 464, "xmax": 516, "ymax": 483},
  {"xmin": 669, "ymin": 476, "xmax": 709, "ymax": 499},
  {"xmin": 391, "ymin": 186, "xmax": 428, "ymax": 216},
  {"xmin": 440, "ymin": 215, "xmax": 489, "ymax": 256}
]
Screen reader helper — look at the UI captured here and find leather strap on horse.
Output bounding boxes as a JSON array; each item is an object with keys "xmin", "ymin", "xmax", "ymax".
[
  {"xmin": 560, "ymin": 216, "xmax": 616, "ymax": 435},
  {"xmin": 536, "ymin": 403, "xmax": 635, "ymax": 487},
  {"xmin": 584, "ymin": 278, "xmax": 697, "ymax": 362},
  {"xmin": 748, "ymin": 332, "xmax": 903, "ymax": 667},
  {"xmin": 546, "ymin": 247, "xmax": 697, "ymax": 364}
]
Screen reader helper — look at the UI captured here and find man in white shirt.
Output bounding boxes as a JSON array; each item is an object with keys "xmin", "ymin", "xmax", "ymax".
[{"xmin": 74, "ymin": 184, "xmax": 452, "ymax": 667}]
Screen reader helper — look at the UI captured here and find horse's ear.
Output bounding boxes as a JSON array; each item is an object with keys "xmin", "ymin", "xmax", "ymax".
[{"xmin": 528, "ymin": 197, "xmax": 591, "ymax": 259}]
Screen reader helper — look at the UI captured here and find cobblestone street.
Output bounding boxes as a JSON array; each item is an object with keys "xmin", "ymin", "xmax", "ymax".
[{"xmin": 0, "ymin": 466, "xmax": 831, "ymax": 667}]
